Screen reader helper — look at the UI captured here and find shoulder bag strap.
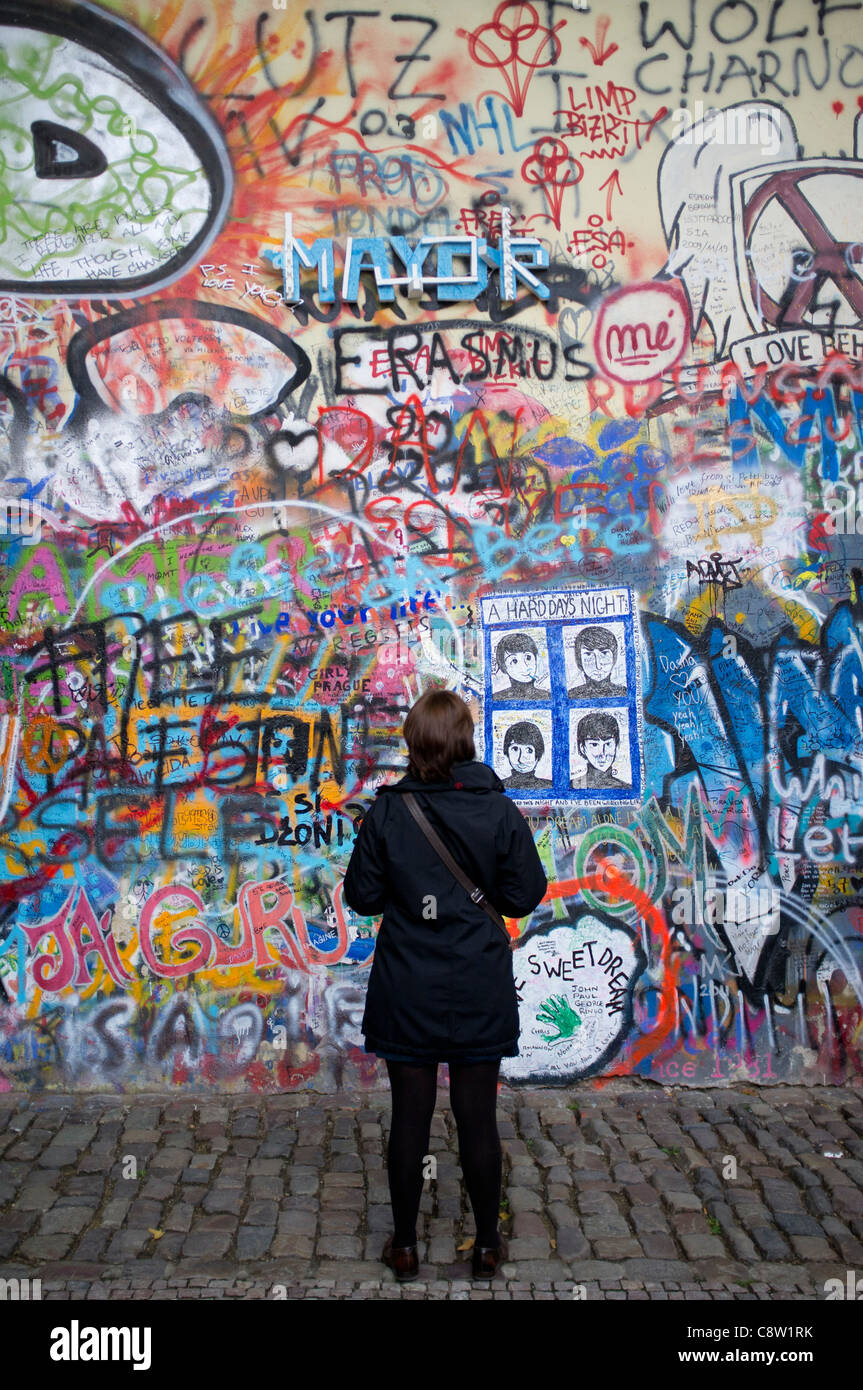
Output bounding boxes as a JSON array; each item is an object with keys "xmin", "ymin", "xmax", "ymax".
[{"xmin": 403, "ymin": 792, "xmax": 514, "ymax": 950}]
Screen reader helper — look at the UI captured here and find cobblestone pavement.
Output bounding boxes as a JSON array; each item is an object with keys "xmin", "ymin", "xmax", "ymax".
[{"xmin": 1, "ymin": 1081, "xmax": 862, "ymax": 1300}]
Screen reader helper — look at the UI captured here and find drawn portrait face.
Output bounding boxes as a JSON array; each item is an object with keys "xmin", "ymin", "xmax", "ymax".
[
  {"xmin": 570, "ymin": 709, "xmax": 630, "ymax": 790},
  {"xmin": 579, "ymin": 643, "xmax": 615, "ymax": 684},
  {"xmin": 503, "ymin": 647, "xmax": 537, "ymax": 684},
  {"xmin": 565, "ymin": 622, "xmax": 627, "ymax": 696},
  {"xmin": 494, "ymin": 713, "xmax": 553, "ymax": 788},
  {"xmin": 506, "ymin": 739, "xmax": 539, "ymax": 775},
  {"xmin": 493, "ymin": 628, "xmax": 550, "ymax": 698},
  {"xmin": 580, "ymin": 733, "xmax": 618, "ymax": 773}
]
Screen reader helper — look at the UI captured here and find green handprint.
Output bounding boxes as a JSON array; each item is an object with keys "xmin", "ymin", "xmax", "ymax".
[{"xmin": 536, "ymin": 994, "xmax": 582, "ymax": 1044}]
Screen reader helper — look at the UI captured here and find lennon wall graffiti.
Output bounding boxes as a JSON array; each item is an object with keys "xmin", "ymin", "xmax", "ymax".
[{"xmin": 0, "ymin": 0, "xmax": 861, "ymax": 1091}]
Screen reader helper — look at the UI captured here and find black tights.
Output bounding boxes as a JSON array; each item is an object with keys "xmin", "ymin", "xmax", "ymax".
[{"xmin": 385, "ymin": 1060, "xmax": 502, "ymax": 1248}]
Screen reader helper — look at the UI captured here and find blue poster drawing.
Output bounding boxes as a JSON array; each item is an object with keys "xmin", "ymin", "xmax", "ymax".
[{"xmin": 480, "ymin": 586, "xmax": 643, "ymax": 807}]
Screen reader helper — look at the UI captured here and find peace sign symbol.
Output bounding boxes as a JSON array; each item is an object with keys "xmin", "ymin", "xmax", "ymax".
[{"xmin": 743, "ymin": 166, "xmax": 863, "ymax": 329}]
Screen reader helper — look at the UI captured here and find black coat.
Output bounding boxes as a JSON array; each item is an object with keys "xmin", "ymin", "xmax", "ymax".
[{"xmin": 342, "ymin": 759, "xmax": 547, "ymax": 1060}]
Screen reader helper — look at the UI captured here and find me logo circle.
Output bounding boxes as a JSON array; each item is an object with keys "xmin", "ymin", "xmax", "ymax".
[{"xmin": 594, "ymin": 282, "xmax": 689, "ymax": 383}]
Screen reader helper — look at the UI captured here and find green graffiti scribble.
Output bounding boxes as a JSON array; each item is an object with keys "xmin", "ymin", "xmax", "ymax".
[{"xmin": 0, "ymin": 34, "xmax": 207, "ymax": 279}]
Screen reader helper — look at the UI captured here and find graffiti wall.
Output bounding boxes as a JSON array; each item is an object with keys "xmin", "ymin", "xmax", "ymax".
[{"xmin": 1, "ymin": 0, "xmax": 861, "ymax": 1091}]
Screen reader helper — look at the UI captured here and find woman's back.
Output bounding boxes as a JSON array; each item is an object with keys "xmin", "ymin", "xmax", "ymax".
[
  {"xmin": 343, "ymin": 757, "xmax": 547, "ymax": 1059},
  {"xmin": 341, "ymin": 690, "xmax": 547, "ymax": 1283}
]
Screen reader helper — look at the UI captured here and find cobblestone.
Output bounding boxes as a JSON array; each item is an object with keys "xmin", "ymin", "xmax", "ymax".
[{"xmin": 0, "ymin": 1083, "xmax": 860, "ymax": 1299}]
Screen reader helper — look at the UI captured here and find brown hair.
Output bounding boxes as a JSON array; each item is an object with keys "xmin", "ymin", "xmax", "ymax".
[{"xmin": 403, "ymin": 690, "xmax": 475, "ymax": 782}]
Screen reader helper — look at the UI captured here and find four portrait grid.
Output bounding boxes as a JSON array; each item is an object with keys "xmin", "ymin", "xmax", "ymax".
[{"xmin": 481, "ymin": 587, "xmax": 642, "ymax": 805}]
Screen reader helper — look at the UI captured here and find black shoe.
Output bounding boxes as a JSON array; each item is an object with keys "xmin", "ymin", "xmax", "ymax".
[
  {"xmin": 382, "ymin": 1235, "xmax": 419, "ymax": 1282},
  {"xmin": 472, "ymin": 1233, "xmax": 508, "ymax": 1280}
]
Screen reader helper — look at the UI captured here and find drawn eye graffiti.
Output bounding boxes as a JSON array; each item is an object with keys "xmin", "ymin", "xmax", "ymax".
[
  {"xmin": 0, "ymin": 0, "xmax": 232, "ymax": 298},
  {"xmin": 66, "ymin": 302, "xmax": 312, "ymax": 420}
]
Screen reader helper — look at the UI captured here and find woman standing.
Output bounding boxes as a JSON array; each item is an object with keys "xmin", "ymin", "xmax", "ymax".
[{"xmin": 343, "ymin": 689, "xmax": 547, "ymax": 1282}]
